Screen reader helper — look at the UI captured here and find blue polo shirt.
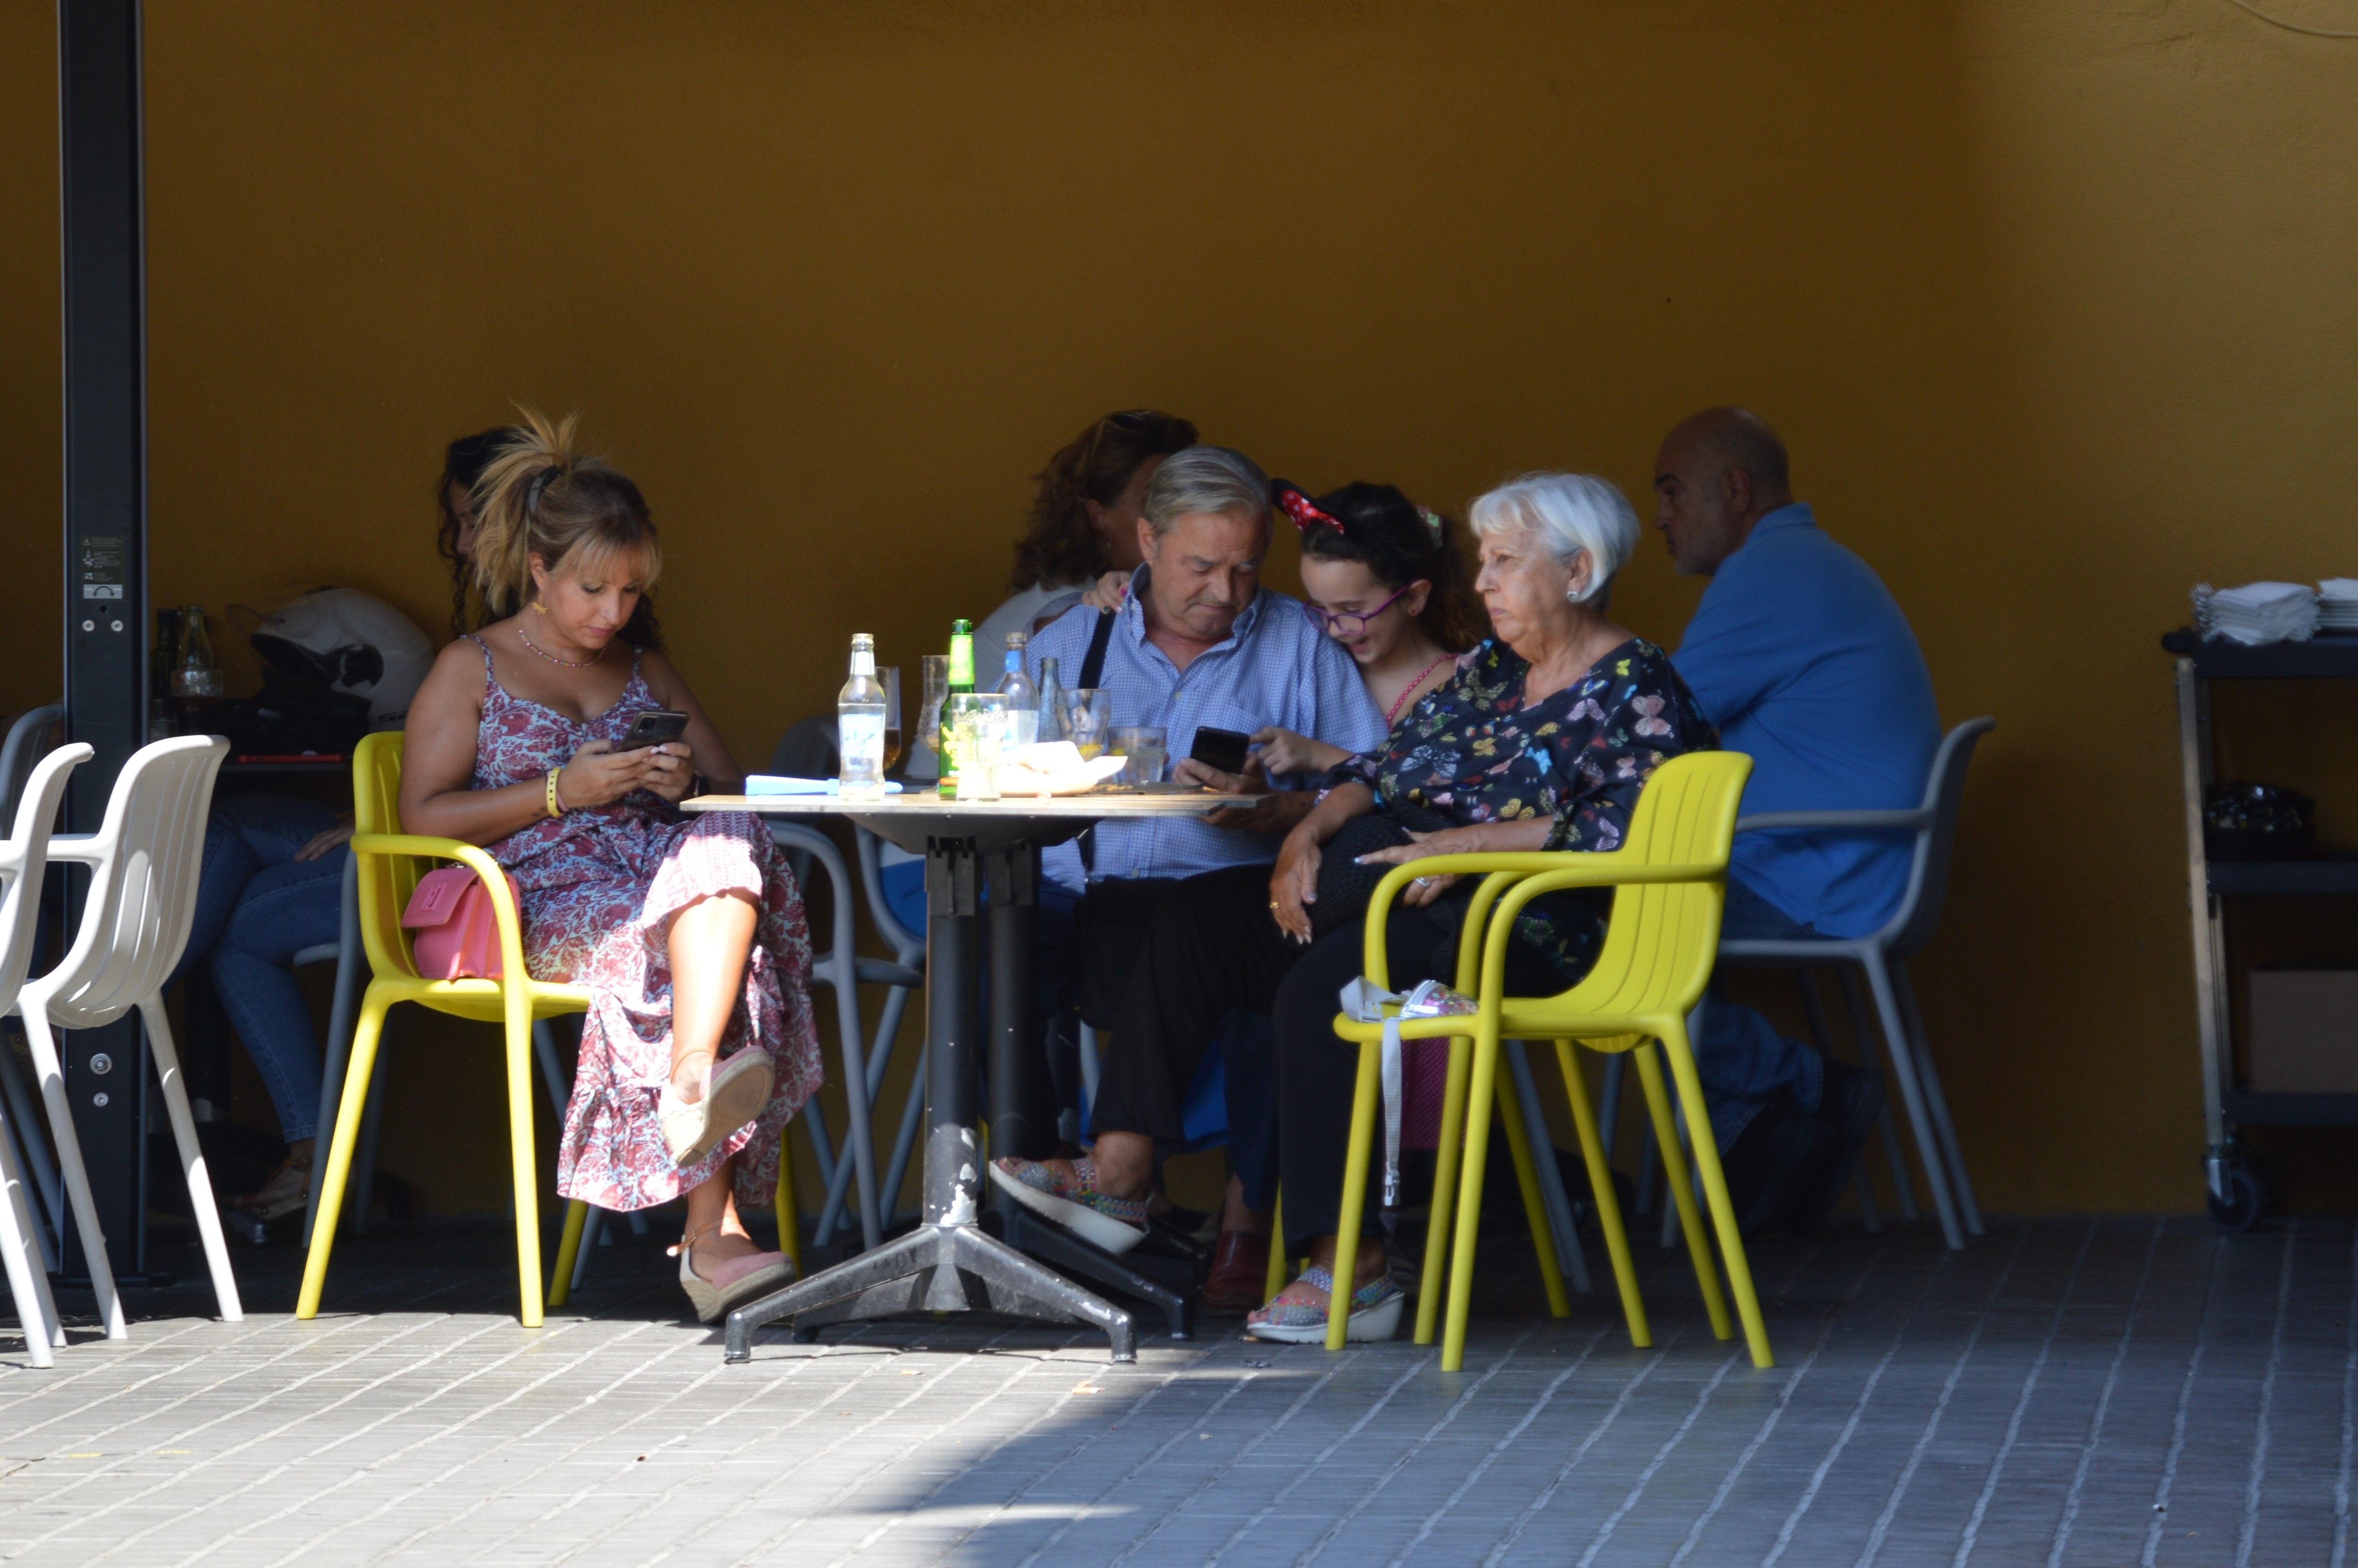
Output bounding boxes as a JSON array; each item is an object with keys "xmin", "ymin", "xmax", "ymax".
[
  {"xmin": 1026, "ymin": 575, "xmax": 1385, "ymax": 891},
  {"xmin": 1671, "ymin": 503, "xmax": 1938, "ymax": 939}
]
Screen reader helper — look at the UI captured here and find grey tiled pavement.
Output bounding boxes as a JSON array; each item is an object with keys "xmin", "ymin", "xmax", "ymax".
[{"xmin": 0, "ymin": 1213, "xmax": 2351, "ymax": 1565}]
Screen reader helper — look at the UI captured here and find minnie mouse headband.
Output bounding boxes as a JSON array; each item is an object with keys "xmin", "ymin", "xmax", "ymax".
[{"xmin": 1274, "ymin": 481, "xmax": 1448, "ymax": 544}]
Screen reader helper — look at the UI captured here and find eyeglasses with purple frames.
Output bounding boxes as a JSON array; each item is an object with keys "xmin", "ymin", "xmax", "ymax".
[{"xmin": 1305, "ymin": 582, "xmax": 1420, "ymax": 640}]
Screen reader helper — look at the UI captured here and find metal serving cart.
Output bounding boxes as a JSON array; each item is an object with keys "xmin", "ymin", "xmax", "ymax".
[{"xmin": 2169, "ymin": 628, "xmax": 2358, "ymax": 1228}]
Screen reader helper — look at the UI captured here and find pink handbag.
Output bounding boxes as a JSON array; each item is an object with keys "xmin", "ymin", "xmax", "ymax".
[{"xmin": 401, "ymin": 863, "xmax": 522, "ymax": 980}]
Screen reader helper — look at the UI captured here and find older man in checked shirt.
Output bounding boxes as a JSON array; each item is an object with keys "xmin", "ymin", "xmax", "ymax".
[{"xmin": 1005, "ymin": 444, "xmax": 1384, "ymax": 1271}]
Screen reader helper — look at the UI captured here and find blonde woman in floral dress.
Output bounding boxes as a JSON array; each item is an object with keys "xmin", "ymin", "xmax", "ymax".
[{"xmin": 400, "ymin": 411, "xmax": 823, "ymax": 1322}]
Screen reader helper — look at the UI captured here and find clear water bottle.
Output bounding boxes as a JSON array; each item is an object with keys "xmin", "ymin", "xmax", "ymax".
[
  {"xmin": 995, "ymin": 633, "xmax": 1039, "ymax": 747},
  {"xmin": 838, "ymin": 633, "xmax": 888, "ymax": 801},
  {"xmin": 1035, "ymin": 655, "xmax": 1066, "ymax": 743}
]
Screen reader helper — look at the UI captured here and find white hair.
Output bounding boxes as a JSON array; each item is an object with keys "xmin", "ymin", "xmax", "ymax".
[
  {"xmin": 1142, "ymin": 445, "xmax": 1270, "ymax": 536},
  {"xmin": 1468, "ymin": 472, "xmax": 1639, "ymax": 605}
]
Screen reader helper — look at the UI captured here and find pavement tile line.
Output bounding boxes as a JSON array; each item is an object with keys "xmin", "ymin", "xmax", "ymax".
[
  {"xmin": 825, "ymin": 1335, "xmax": 1155, "ymax": 1567},
  {"xmin": 1471, "ymin": 1325, "xmax": 1693, "ymax": 1568},
  {"xmin": 1573, "ymin": 1348, "xmax": 1741, "ymax": 1567},
  {"xmin": 1851, "ymin": 1218, "xmax": 2040, "ymax": 1568},
  {"xmin": 1006, "ymin": 1346, "xmax": 1287, "ymax": 1568},
  {"xmin": 1097, "ymin": 1345, "xmax": 1371, "ymax": 1568},
  {"xmin": 2045, "ymin": 1216, "xmax": 2167, "ymax": 1568},
  {"xmin": 1758, "ymin": 1225, "xmax": 1984, "ymax": 1567},
  {"xmin": 2141, "ymin": 1235, "xmax": 2230, "ymax": 1568},
  {"xmin": 352, "ymin": 1317, "xmax": 744, "ymax": 1566},
  {"xmin": 100, "ymin": 1316, "xmax": 597, "ymax": 1568},
  {"xmin": 1951, "ymin": 1217, "xmax": 2101, "ymax": 1568},
  {"xmin": 0, "ymin": 1308, "xmax": 504, "ymax": 1559},
  {"xmin": 2237, "ymin": 1221, "xmax": 2300, "ymax": 1568},
  {"xmin": 2338, "ymin": 1225, "xmax": 2357, "ymax": 1568},
  {"xmin": 1294, "ymin": 1322, "xmax": 1556, "ymax": 1567},
  {"xmin": 238, "ymin": 1315, "xmax": 677, "ymax": 1568},
  {"xmin": 1198, "ymin": 1342, "xmax": 1442, "ymax": 1566},
  {"xmin": 713, "ymin": 1331, "xmax": 1078, "ymax": 1568},
  {"xmin": 1666, "ymin": 1231, "xmax": 1900, "ymax": 1567},
  {"xmin": 190, "ymin": 1317, "xmax": 662, "ymax": 1568}
]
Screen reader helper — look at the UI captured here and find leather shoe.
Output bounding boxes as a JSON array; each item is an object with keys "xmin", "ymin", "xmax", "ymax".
[
  {"xmin": 1718, "ymin": 1101, "xmax": 1835, "ymax": 1237},
  {"xmin": 1783, "ymin": 1060, "xmax": 1887, "ymax": 1234},
  {"xmin": 1201, "ymin": 1230, "xmax": 1272, "ymax": 1314}
]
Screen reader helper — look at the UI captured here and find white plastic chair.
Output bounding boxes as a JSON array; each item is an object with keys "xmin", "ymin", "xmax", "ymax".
[
  {"xmin": 13, "ymin": 736, "xmax": 243, "ymax": 1337},
  {"xmin": 0, "ymin": 705, "xmax": 68, "ymax": 1273},
  {"xmin": 0, "ymin": 743, "xmax": 91, "ymax": 1366}
]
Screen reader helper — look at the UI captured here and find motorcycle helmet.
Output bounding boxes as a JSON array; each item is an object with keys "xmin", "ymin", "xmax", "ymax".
[{"xmin": 248, "ymin": 588, "xmax": 434, "ymax": 724}]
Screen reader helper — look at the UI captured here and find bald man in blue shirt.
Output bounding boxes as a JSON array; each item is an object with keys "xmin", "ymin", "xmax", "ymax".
[{"xmin": 1656, "ymin": 408, "xmax": 1938, "ymax": 1234}]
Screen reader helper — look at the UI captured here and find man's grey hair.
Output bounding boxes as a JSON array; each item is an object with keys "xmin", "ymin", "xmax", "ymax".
[
  {"xmin": 1142, "ymin": 445, "xmax": 1270, "ymax": 536},
  {"xmin": 1469, "ymin": 473, "xmax": 1639, "ymax": 605}
]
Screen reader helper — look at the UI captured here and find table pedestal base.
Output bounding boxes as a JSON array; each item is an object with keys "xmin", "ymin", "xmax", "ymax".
[
  {"xmin": 722, "ymin": 1220, "xmax": 1136, "ymax": 1362},
  {"xmin": 988, "ymin": 1206, "xmax": 1193, "ymax": 1341}
]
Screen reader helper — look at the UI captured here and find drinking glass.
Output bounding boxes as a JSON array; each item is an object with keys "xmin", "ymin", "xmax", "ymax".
[
  {"xmin": 946, "ymin": 692, "xmax": 1012, "ymax": 801},
  {"xmin": 1111, "ymin": 724, "xmax": 1167, "ymax": 785},
  {"xmin": 879, "ymin": 667, "xmax": 904, "ymax": 772},
  {"xmin": 1063, "ymin": 689, "xmax": 1112, "ymax": 761},
  {"xmin": 918, "ymin": 655, "xmax": 949, "ymax": 756}
]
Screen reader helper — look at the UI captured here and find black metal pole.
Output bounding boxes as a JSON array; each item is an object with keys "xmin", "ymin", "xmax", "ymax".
[
  {"xmin": 57, "ymin": 0, "xmax": 149, "ymax": 1280},
  {"xmin": 984, "ymin": 843, "xmax": 1049, "ymax": 1163},
  {"xmin": 922, "ymin": 837, "xmax": 982, "ymax": 1226}
]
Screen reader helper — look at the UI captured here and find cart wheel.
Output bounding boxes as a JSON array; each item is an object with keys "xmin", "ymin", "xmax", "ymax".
[{"xmin": 2206, "ymin": 1163, "xmax": 2266, "ymax": 1232}]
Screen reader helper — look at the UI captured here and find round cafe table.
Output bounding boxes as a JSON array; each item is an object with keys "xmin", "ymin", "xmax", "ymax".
[{"xmin": 683, "ymin": 785, "xmax": 1230, "ymax": 1363}]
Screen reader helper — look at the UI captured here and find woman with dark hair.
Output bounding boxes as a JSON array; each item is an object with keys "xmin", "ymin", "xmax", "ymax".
[
  {"xmin": 402, "ymin": 410, "xmax": 823, "ymax": 1321},
  {"xmin": 968, "ymin": 409, "xmax": 1199, "ymax": 658}
]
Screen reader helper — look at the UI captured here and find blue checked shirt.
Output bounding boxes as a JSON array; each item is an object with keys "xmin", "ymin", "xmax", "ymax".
[{"xmin": 1026, "ymin": 577, "xmax": 1386, "ymax": 891}]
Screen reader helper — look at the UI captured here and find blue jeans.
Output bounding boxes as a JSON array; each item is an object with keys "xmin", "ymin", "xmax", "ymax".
[
  {"xmin": 1690, "ymin": 876, "xmax": 1826, "ymax": 1148},
  {"xmin": 175, "ymin": 795, "xmax": 346, "ymax": 1143}
]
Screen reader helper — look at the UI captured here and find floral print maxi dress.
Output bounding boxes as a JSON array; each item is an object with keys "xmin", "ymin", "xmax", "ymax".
[{"xmin": 464, "ymin": 637, "xmax": 823, "ymax": 1212}]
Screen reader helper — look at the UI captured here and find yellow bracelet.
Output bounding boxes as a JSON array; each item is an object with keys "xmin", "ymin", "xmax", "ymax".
[{"xmin": 545, "ymin": 768, "xmax": 565, "ymax": 819}]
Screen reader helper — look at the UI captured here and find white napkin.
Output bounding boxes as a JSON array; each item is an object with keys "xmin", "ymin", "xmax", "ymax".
[{"xmin": 990, "ymin": 741, "xmax": 1130, "ymax": 796}]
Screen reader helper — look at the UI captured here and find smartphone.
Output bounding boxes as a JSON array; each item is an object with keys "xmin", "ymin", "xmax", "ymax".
[
  {"xmin": 615, "ymin": 709, "xmax": 690, "ymax": 752},
  {"xmin": 1189, "ymin": 725, "xmax": 1252, "ymax": 776}
]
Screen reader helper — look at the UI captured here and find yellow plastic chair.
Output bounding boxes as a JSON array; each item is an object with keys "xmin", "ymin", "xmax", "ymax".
[
  {"xmin": 297, "ymin": 732, "xmax": 592, "ymax": 1328},
  {"xmin": 1330, "ymin": 751, "xmax": 1771, "ymax": 1372}
]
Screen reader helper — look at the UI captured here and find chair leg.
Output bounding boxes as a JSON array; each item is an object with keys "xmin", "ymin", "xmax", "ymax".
[
  {"xmin": 1630, "ymin": 1043, "xmax": 1732, "ymax": 1341},
  {"xmin": 1798, "ymin": 971, "xmax": 1878, "ymax": 1233},
  {"xmin": 1555, "ymin": 1040, "xmax": 1649, "ymax": 1349},
  {"xmin": 504, "ymin": 1001, "xmax": 545, "ymax": 1328},
  {"xmin": 775, "ymin": 1122, "xmax": 804, "ymax": 1277},
  {"xmin": 1861, "ymin": 954, "xmax": 1964, "ymax": 1250},
  {"xmin": 348, "ymin": 1049, "xmax": 389, "ymax": 1237},
  {"xmin": 138, "ymin": 998, "xmax": 242, "ymax": 1322},
  {"xmin": 1507, "ymin": 1039, "xmax": 1590, "ymax": 1294},
  {"xmin": 299, "ymin": 989, "xmax": 391, "ymax": 1320},
  {"xmin": 548, "ymin": 1199, "xmax": 590, "ymax": 1308},
  {"xmin": 1891, "ymin": 962, "xmax": 1982, "ymax": 1236},
  {"xmin": 18, "ymin": 1009, "xmax": 124, "ymax": 1340},
  {"xmin": 1265, "ymin": 1189, "xmax": 1288, "ymax": 1302},
  {"xmin": 1439, "ymin": 1024, "xmax": 1517, "ymax": 1372},
  {"xmin": 1655, "ymin": 1025, "xmax": 1774, "ymax": 1369},
  {"xmin": 1595, "ymin": 1049, "xmax": 1625, "ymax": 1172},
  {"xmin": 877, "ymin": 1043, "xmax": 927, "ymax": 1230},
  {"xmin": 1326, "ymin": 1037, "xmax": 1385, "ymax": 1354},
  {"xmin": 1414, "ymin": 1031, "xmax": 1479, "ymax": 1346},
  {"xmin": 1841, "ymin": 967, "xmax": 1920, "ymax": 1224},
  {"xmin": 305, "ymin": 860, "xmax": 365, "ymax": 1248},
  {"xmin": 0, "ymin": 1034, "xmax": 60, "ymax": 1266},
  {"xmin": 1492, "ymin": 1062, "xmax": 1570, "ymax": 1319},
  {"xmin": 0, "ymin": 1093, "xmax": 60, "ymax": 1363}
]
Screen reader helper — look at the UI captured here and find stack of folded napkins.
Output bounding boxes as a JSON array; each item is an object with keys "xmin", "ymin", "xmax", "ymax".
[
  {"xmin": 2318, "ymin": 580, "xmax": 2358, "ymax": 631},
  {"xmin": 2194, "ymin": 582, "xmax": 2320, "ymax": 645},
  {"xmin": 992, "ymin": 741, "xmax": 1130, "ymax": 796}
]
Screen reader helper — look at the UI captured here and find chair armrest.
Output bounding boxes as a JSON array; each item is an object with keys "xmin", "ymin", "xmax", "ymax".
[
  {"xmin": 350, "ymin": 832, "xmax": 530, "ymax": 985},
  {"xmin": 1360, "ymin": 849, "xmax": 1725, "ymax": 987},
  {"xmin": 43, "ymin": 832, "xmax": 104, "ymax": 865},
  {"xmin": 1734, "ymin": 808, "xmax": 1928, "ymax": 834}
]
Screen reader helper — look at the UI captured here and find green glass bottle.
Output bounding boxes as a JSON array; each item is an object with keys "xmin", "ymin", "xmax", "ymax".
[{"xmin": 939, "ymin": 618, "xmax": 976, "ymax": 797}]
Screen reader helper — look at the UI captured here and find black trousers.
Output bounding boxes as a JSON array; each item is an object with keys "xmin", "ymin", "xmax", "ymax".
[{"xmin": 1095, "ymin": 863, "xmax": 1559, "ymax": 1256}]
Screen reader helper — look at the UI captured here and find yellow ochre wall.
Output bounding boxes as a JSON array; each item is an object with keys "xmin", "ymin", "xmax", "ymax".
[{"xmin": 3, "ymin": 1, "xmax": 2356, "ymax": 1215}]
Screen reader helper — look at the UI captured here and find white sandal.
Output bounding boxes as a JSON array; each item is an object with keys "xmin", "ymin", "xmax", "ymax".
[{"xmin": 658, "ymin": 1047, "xmax": 774, "ymax": 1165}]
